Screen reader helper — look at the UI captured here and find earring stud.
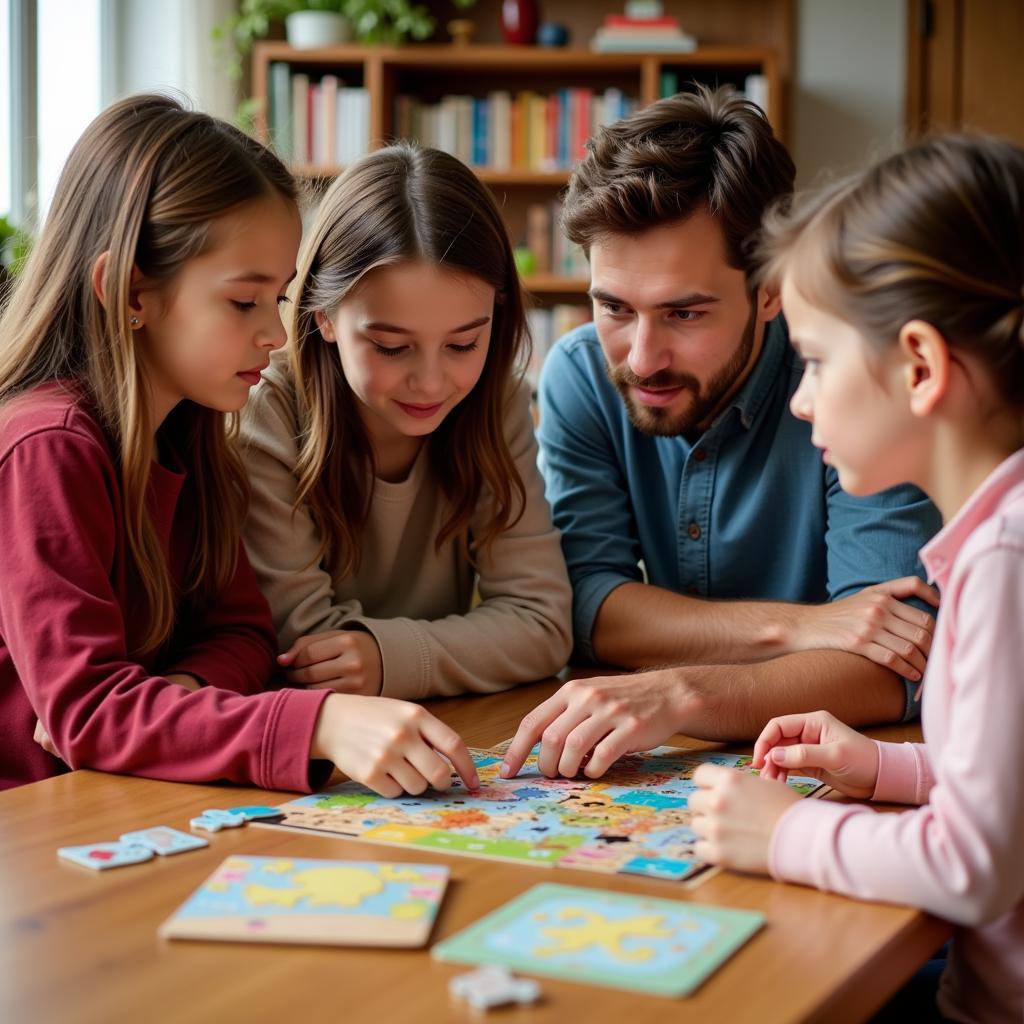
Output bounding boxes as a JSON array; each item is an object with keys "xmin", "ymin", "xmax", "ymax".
[{"xmin": 130, "ymin": 316, "xmax": 140, "ymax": 326}]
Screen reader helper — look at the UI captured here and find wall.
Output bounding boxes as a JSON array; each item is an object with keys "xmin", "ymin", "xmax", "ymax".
[{"xmin": 792, "ymin": 0, "xmax": 908, "ymax": 186}]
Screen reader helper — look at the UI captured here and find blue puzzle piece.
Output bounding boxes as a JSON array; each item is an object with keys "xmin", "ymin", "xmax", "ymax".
[
  {"xmin": 620, "ymin": 856, "xmax": 698, "ymax": 881},
  {"xmin": 613, "ymin": 790, "xmax": 689, "ymax": 810},
  {"xmin": 190, "ymin": 809, "xmax": 247, "ymax": 832}
]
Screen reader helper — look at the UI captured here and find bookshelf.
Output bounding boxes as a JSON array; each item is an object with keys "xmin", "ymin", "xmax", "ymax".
[{"xmin": 252, "ymin": 42, "xmax": 782, "ymax": 305}]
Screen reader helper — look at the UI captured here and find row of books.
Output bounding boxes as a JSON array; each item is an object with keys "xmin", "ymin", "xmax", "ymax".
[
  {"xmin": 393, "ymin": 88, "xmax": 639, "ymax": 173},
  {"xmin": 267, "ymin": 62, "xmax": 371, "ymax": 166},
  {"xmin": 525, "ymin": 305, "xmax": 593, "ymax": 393},
  {"xmin": 659, "ymin": 70, "xmax": 770, "ymax": 114},
  {"xmin": 522, "ymin": 201, "xmax": 589, "ymax": 280}
]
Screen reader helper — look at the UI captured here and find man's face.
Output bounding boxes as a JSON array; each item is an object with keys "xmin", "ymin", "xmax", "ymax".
[{"xmin": 588, "ymin": 212, "xmax": 779, "ymax": 437}]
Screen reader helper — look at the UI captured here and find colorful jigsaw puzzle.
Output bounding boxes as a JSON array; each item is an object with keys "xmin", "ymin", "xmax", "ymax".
[
  {"xmin": 433, "ymin": 882, "xmax": 765, "ymax": 997},
  {"xmin": 159, "ymin": 856, "xmax": 449, "ymax": 947},
  {"xmin": 263, "ymin": 745, "xmax": 824, "ymax": 882}
]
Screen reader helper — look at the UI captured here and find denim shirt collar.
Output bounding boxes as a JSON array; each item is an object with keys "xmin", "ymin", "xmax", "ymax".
[{"xmin": 720, "ymin": 315, "xmax": 790, "ymax": 432}]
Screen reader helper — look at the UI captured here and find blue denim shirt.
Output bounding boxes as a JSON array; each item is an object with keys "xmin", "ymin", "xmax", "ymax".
[{"xmin": 537, "ymin": 317, "xmax": 942, "ymax": 719}]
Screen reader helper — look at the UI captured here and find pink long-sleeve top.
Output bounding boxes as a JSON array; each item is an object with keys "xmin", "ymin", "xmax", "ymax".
[
  {"xmin": 770, "ymin": 449, "xmax": 1024, "ymax": 1023},
  {"xmin": 0, "ymin": 383, "xmax": 331, "ymax": 792}
]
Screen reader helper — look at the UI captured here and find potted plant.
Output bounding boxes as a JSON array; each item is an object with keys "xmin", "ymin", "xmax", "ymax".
[{"xmin": 214, "ymin": 0, "xmax": 478, "ymax": 70}]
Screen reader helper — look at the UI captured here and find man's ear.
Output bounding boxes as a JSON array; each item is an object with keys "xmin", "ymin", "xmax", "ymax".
[
  {"xmin": 898, "ymin": 319, "xmax": 949, "ymax": 417},
  {"xmin": 757, "ymin": 281, "xmax": 782, "ymax": 322},
  {"xmin": 315, "ymin": 310, "xmax": 338, "ymax": 342},
  {"xmin": 91, "ymin": 252, "xmax": 146, "ymax": 327}
]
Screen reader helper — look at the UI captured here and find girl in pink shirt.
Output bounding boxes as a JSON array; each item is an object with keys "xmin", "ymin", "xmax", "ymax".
[
  {"xmin": 689, "ymin": 135, "xmax": 1024, "ymax": 1022},
  {"xmin": 0, "ymin": 94, "xmax": 479, "ymax": 797}
]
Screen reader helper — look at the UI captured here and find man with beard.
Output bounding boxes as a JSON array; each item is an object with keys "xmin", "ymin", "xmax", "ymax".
[{"xmin": 501, "ymin": 87, "xmax": 941, "ymax": 782}]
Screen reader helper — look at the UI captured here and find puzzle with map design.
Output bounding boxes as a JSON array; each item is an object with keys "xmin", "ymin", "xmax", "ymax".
[
  {"xmin": 159, "ymin": 856, "xmax": 448, "ymax": 946},
  {"xmin": 433, "ymin": 882, "xmax": 765, "ymax": 997},
  {"xmin": 261, "ymin": 744, "xmax": 824, "ymax": 883}
]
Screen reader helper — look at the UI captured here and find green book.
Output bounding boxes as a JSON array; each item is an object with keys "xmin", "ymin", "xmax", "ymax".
[{"xmin": 433, "ymin": 883, "xmax": 765, "ymax": 998}]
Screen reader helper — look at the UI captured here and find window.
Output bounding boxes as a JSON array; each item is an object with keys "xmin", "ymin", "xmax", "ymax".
[{"xmin": 37, "ymin": 0, "xmax": 102, "ymax": 217}]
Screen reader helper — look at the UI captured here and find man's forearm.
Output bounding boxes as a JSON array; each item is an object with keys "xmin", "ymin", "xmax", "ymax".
[
  {"xmin": 661, "ymin": 650, "xmax": 906, "ymax": 741},
  {"xmin": 593, "ymin": 581, "xmax": 803, "ymax": 668}
]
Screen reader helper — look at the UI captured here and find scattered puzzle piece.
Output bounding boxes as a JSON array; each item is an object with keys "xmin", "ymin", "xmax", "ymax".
[
  {"xmin": 120, "ymin": 827, "xmax": 209, "ymax": 855},
  {"xmin": 229, "ymin": 805, "xmax": 286, "ymax": 822},
  {"xmin": 58, "ymin": 842, "xmax": 154, "ymax": 870},
  {"xmin": 449, "ymin": 965, "xmax": 541, "ymax": 1010},
  {"xmin": 190, "ymin": 809, "xmax": 248, "ymax": 832}
]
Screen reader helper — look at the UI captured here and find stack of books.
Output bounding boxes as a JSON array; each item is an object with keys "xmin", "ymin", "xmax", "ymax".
[
  {"xmin": 591, "ymin": 7, "xmax": 697, "ymax": 53},
  {"xmin": 394, "ymin": 89, "xmax": 638, "ymax": 173},
  {"xmin": 267, "ymin": 63, "xmax": 370, "ymax": 166}
]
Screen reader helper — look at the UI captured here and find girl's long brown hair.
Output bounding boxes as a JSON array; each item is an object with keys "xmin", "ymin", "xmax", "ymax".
[
  {"xmin": 758, "ymin": 134, "xmax": 1024, "ymax": 406},
  {"xmin": 0, "ymin": 93, "xmax": 296, "ymax": 655},
  {"xmin": 288, "ymin": 142, "xmax": 529, "ymax": 578}
]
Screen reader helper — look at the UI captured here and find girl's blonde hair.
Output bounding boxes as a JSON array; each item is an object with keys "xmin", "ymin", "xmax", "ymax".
[
  {"xmin": 0, "ymin": 93, "xmax": 296, "ymax": 655},
  {"xmin": 758, "ymin": 134, "xmax": 1024, "ymax": 405},
  {"xmin": 288, "ymin": 142, "xmax": 529, "ymax": 577}
]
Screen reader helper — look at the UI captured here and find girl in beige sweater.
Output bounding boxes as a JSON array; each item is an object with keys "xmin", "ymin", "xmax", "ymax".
[{"xmin": 240, "ymin": 143, "xmax": 572, "ymax": 708}]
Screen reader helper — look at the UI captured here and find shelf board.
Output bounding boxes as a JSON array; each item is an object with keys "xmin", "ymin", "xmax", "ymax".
[
  {"xmin": 255, "ymin": 42, "xmax": 775, "ymax": 70},
  {"xmin": 291, "ymin": 163, "xmax": 572, "ymax": 186},
  {"xmin": 522, "ymin": 274, "xmax": 590, "ymax": 294}
]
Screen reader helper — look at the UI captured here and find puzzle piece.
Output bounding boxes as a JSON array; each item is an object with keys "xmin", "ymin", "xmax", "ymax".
[
  {"xmin": 449, "ymin": 966, "xmax": 541, "ymax": 1010},
  {"xmin": 119, "ymin": 826, "xmax": 209, "ymax": 855},
  {"xmin": 228, "ymin": 805, "xmax": 286, "ymax": 822},
  {"xmin": 58, "ymin": 842, "xmax": 154, "ymax": 870},
  {"xmin": 190, "ymin": 809, "xmax": 248, "ymax": 832}
]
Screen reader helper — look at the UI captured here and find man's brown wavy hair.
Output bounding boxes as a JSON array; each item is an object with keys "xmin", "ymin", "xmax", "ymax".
[{"xmin": 562, "ymin": 84, "xmax": 795, "ymax": 278}]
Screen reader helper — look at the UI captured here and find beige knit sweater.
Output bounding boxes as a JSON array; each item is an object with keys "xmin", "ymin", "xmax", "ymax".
[{"xmin": 239, "ymin": 361, "xmax": 573, "ymax": 700}]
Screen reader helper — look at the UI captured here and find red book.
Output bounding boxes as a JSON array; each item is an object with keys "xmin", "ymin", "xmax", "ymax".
[
  {"xmin": 573, "ymin": 88, "xmax": 592, "ymax": 163},
  {"xmin": 546, "ymin": 93, "xmax": 559, "ymax": 170}
]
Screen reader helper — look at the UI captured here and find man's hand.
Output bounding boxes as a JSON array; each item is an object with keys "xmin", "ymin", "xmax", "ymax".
[
  {"xmin": 500, "ymin": 670, "xmax": 695, "ymax": 780},
  {"xmin": 278, "ymin": 630, "xmax": 384, "ymax": 696}
]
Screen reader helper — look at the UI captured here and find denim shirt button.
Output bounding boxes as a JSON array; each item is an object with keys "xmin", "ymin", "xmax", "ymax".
[
  {"xmin": 692, "ymin": 449, "xmax": 707, "ymax": 462},
  {"xmin": 687, "ymin": 522, "xmax": 701, "ymax": 541}
]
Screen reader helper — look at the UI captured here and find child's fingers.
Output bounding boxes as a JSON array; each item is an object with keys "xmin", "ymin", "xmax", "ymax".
[
  {"xmin": 404, "ymin": 745, "xmax": 458, "ymax": 793},
  {"xmin": 752, "ymin": 713, "xmax": 823, "ymax": 766},
  {"xmin": 287, "ymin": 634, "xmax": 353, "ymax": 670},
  {"xmin": 420, "ymin": 716, "xmax": 480, "ymax": 790},
  {"xmin": 286, "ymin": 657, "xmax": 353, "ymax": 686},
  {"xmin": 769, "ymin": 742, "xmax": 840, "ymax": 773},
  {"xmin": 692, "ymin": 762, "xmax": 734, "ymax": 789}
]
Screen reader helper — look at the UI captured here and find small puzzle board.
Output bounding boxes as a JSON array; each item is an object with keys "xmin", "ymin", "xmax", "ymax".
[
  {"xmin": 159, "ymin": 856, "xmax": 449, "ymax": 947},
  {"xmin": 433, "ymin": 882, "xmax": 765, "ymax": 997},
  {"xmin": 262, "ymin": 743, "xmax": 824, "ymax": 883}
]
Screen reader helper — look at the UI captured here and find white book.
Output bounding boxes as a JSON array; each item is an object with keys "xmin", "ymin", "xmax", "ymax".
[
  {"xmin": 743, "ymin": 74, "xmax": 769, "ymax": 115},
  {"xmin": 490, "ymin": 91, "xmax": 511, "ymax": 170}
]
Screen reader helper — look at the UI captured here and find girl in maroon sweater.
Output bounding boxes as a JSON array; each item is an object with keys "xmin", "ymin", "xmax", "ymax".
[{"xmin": 0, "ymin": 94, "xmax": 478, "ymax": 796}]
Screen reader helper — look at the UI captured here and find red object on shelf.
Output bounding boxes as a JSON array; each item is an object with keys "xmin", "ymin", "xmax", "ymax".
[{"xmin": 501, "ymin": 0, "xmax": 539, "ymax": 45}]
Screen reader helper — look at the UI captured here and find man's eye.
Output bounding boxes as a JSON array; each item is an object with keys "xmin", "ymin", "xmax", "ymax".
[{"xmin": 232, "ymin": 300, "xmax": 257, "ymax": 312}]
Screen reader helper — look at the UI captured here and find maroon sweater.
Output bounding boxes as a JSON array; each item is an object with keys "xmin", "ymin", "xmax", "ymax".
[{"xmin": 0, "ymin": 384, "xmax": 330, "ymax": 791}]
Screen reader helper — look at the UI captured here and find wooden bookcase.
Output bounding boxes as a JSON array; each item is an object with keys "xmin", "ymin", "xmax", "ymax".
[{"xmin": 251, "ymin": 42, "xmax": 782, "ymax": 302}]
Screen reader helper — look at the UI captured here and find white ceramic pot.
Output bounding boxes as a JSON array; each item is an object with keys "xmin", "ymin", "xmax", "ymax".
[{"xmin": 285, "ymin": 11, "xmax": 351, "ymax": 49}]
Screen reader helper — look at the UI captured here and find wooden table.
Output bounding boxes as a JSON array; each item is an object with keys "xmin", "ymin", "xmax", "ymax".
[{"xmin": 0, "ymin": 680, "xmax": 950, "ymax": 1024}]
